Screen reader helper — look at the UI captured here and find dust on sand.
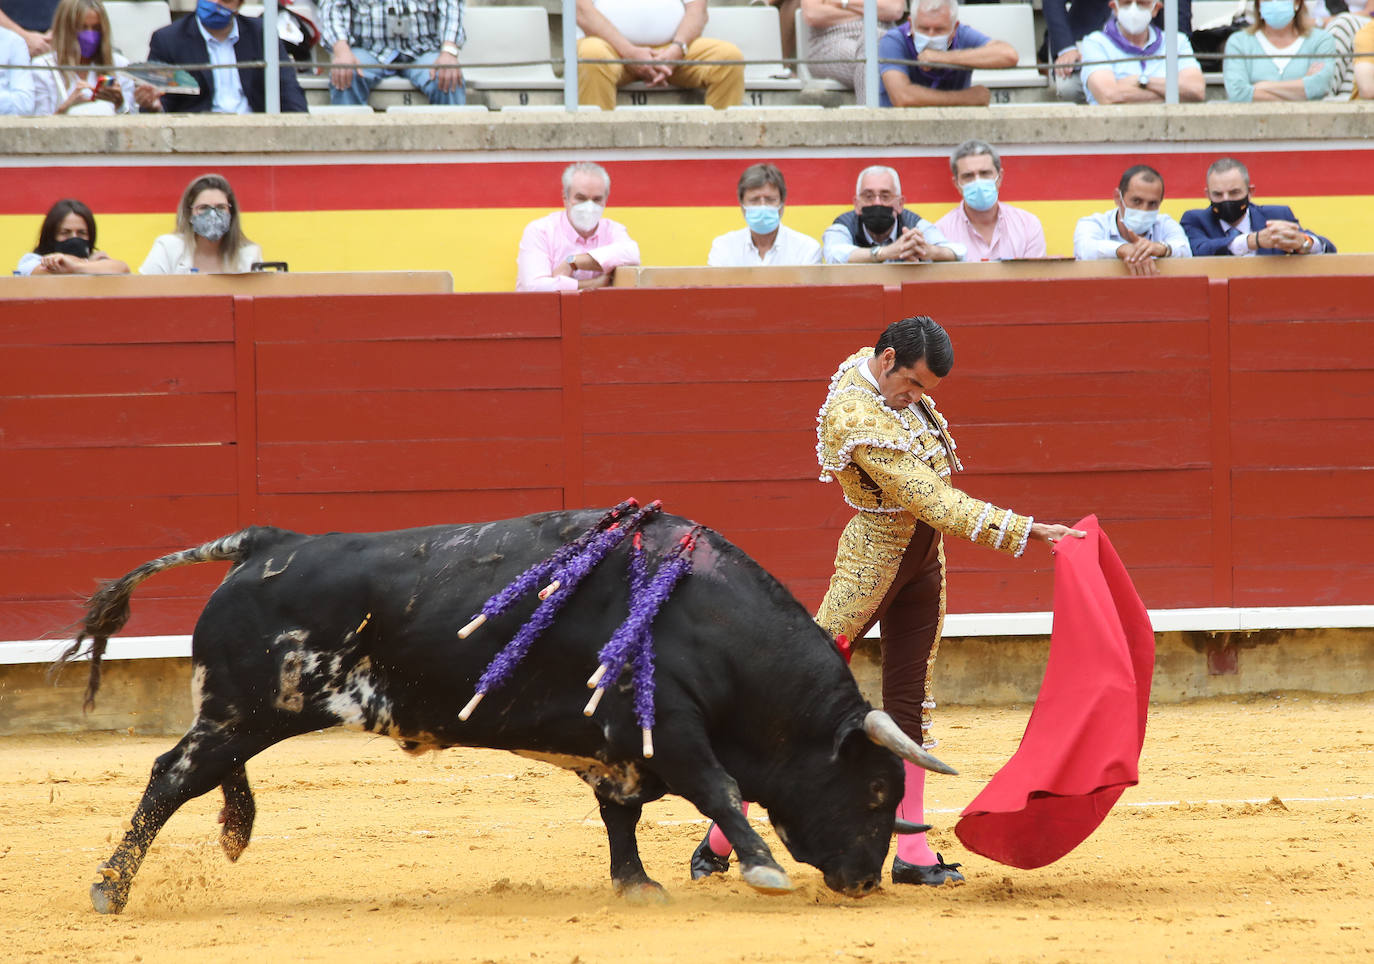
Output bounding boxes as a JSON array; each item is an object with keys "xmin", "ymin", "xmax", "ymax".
[{"xmin": 2, "ymin": 694, "xmax": 1370, "ymax": 964}]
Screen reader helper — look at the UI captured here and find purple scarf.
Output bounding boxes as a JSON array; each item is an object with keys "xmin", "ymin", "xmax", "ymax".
[
  {"xmin": 899, "ymin": 21, "xmax": 969, "ymax": 91},
  {"xmin": 1102, "ymin": 18, "xmax": 1163, "ymax": 72}
]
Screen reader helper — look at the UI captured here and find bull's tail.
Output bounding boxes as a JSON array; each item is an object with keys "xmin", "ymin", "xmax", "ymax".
[{"xmin": 54, "ymin": 529, "xmax": 256, "ymax": 711}]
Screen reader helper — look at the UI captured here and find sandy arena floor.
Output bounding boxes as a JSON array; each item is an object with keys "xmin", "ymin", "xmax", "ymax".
[{"xmin": 2, "ymin": 693, "xmax": 1371, "ymax": 964}]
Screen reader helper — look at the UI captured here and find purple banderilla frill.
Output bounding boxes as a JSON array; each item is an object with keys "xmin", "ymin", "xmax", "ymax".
[
  {"xmin": 585, "ymin": 527, "xmax": 702, "ymax": 757},
  {"xmin": 458, "ymin": 501, "xmax": 663, "ymax": 721},
  {"xmin": 456, "ymin": 497, "xmax": 640, "ymax": 639}
]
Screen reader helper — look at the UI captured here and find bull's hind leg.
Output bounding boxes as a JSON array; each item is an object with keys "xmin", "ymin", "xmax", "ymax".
[
  {"xmin": 218, "ymin": 765, "xmax": 255, "ymax": 862},
  {"xmin": 595, "ymin": 792, "xmax": 668, "ymax": 903},
  {"xmin": 92, "ymin": 724, "xmax": 274, "ymax": 914}
]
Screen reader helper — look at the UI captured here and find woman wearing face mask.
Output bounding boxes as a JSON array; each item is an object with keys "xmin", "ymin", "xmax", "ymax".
[
  {"xmin": 15, "ymin": 198, "xmax": 130, "ymax": 275},
  {"xmin": 707, "ymin": 163, "xmax": 822, "ymax": 267},
  {"xmin": 140, "ymin": 173, "xmax": 263, "ymax": 275},
  {"xmin": 31, "ymin": 0, "xmax": 135, "ymax": 115},
  {"xmin": 1223, "ymin": 0, "xmax": 1337, "ymax": 101},
  {"xmin": 800, "ymin": 0, "xmax": 908, "ymax": 104}
]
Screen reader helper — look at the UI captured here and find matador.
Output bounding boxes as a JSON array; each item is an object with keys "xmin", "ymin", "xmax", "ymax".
[{"xmin": 690, "ymin": 315, "xmax": 1083, "ymax": 888}]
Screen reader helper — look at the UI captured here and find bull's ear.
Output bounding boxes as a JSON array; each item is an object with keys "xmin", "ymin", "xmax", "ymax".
[{"xmin": 830, "ymin": 714, "xmax": 869, "ymax": 762}]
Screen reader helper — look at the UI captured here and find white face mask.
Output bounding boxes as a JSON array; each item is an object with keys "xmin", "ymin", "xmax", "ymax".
[
  {"xmin": 568, "ymin": 200, "xmax": 604, "ymax": 234},
  {"xmin": 1115, "ymin": 3, "xmax": 1154, "ymax": 34}
]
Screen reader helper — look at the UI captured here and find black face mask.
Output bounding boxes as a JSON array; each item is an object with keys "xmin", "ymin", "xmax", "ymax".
[
  {"xmin": 54, "ymin": 236, "xmax": 92, "ymax": 259},
  {"xmin": 859, "ymin": 204, "xmax": 896, "ymax": 237},
  {"xmin": 1210, "ymin": 196, "xmax": 1250, "ymax": 225}
]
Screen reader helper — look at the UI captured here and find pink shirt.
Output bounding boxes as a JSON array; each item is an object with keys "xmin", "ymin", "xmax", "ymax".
[
  {"xmin": 515, "ymin": 210, "xmax": 641, "ymax": 292},
  {"xmin": 934, "ymin": 202, "xmax": 1048, "ymax": 262}
]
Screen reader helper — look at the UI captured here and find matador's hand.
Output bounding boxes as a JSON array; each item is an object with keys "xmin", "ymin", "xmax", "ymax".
[{"xmin": 1031, "ymin": 522, "xmax": 1087, "ymax": 547}]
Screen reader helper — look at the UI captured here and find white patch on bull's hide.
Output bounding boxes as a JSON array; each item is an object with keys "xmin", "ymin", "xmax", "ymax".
[
  {"xmin": 189, "ymin": 664, "xmax": 208, "ymax": 718},
  {"xmin": 261, "ymin": 551, "xmax": 297, "ymax": 580},
  {"xmin": 320, "ymin": 656, "xmax": 395, "ymax": 733},
  {"xmin": 515, "ymin": 751, "xmax": 644, "ymax": 801}
]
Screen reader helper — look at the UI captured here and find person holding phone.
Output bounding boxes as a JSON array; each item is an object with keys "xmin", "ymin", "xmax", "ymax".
[
  {"xmin": 31, "ymin": 0, "xmax": 135, "ymax": 115},
  {"xmin": 140, "ymin": 173, "xmax": 264, "ymax": 275}
]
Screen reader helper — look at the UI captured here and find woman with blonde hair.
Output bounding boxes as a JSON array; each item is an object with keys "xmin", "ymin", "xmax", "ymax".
[
  {"xmin": 32, "ymin": 0, "xmax": 135, "ymax": 115},
  {"xmin": 1223, "ymin": 0, "xmax": 1337, "ymax": 101},
  {"xmin": 140, "ymin": 173, "xmax": 264, "ymax": 275}
]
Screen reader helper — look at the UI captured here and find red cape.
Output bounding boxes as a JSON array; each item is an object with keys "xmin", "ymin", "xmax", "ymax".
[{"xmin": 953, "ymin": 515, "xmax": 1154, "ymax": 869}]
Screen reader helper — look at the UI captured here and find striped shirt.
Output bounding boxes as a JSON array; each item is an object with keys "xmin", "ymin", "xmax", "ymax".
[{"xmin": 318, "ymin": 0, "xmax": 465, "ymax": 59}]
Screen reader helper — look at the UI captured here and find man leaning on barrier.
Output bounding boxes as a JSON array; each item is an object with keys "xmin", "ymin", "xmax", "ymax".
[
  {"xmin": 516, "ymin": 161, "xmax": 641, "ymax": 292},
  {"xmin": 935, "ymin": 140, "xmax": 1047, "ymax": 262},
  {"xmin": 575, "ymin": 0, "xmax": 744, "ymax": 110},
  {"xmin": 1079, "ymin": 0, "xmax": 1205, "ymax": 104},
  {"xmin": 823, "ymin": 165, "xmax": 967, "ymax": 265},
  {"xmin": 1074, "ymin": 163, "xmax": 1192, "ymax": 275},
  {"xmin": 1180, "ymin": 156, "xmax": 1336, "ymax": 256},
  {"xmin": 876, "ymin": 0, "xmax": 1017, "ymax": 108}
]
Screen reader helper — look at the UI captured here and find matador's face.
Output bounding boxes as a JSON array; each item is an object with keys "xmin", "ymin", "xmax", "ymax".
[{"xmin": 874, "ymin": 351, "xmax": 942, "ymax": 411}]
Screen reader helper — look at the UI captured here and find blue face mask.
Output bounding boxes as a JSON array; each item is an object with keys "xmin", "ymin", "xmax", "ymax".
[
  {"xmin": 960, "ymin": 178, "xmax": 999, "ymax": 212},
  {"xmin": 196, "ymin": 0, "xmax": 235, "ymax": 31},
  {"xmin": 1120, "ymin": 206, "xmax": 1158, "ymax": 235},
  {"xmin": 743, "ymin": 204, "xmax": 781, "ymax": 235},
  {"xmin": 1259, "ymin": 0, "xmax": 1296, "ymax": 27}
]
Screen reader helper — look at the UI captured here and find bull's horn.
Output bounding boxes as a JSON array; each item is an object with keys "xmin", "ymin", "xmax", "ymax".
[
  {"xmin": 862, "ymin": 710, "xmax": 959, "ymax": 776},
  {"xmin": 893, "ymin": 819, "xmax": 933, "ymax": 835}
]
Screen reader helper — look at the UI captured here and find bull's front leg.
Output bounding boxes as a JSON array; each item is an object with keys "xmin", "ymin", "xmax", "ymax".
[
  {"xmin": 594, "ymin": 793, "xmax": 667, "ymax": 903},
  {"xmin": 218, "ymin": 765, "xmax": 255, "ymax": 862}
]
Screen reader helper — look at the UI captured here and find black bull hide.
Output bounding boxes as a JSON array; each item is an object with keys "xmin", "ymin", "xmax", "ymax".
[{"xmin": 58, "ymin": 509, "xmax": 954, "ymax": 914}]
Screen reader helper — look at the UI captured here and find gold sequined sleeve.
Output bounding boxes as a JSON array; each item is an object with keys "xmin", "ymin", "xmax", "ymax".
[{"xmin": 850, "ymin": 444, "xmax": 1035, "ymax": 557}]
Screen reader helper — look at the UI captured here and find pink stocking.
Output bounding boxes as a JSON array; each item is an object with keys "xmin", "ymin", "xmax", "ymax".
[
  {"xmin": 896, "ymin": 761, "xmax": 938, "ymax": 865},
  {"xmin": 706, "ymin": 801, "xmax": 750, "ymax": 857}
]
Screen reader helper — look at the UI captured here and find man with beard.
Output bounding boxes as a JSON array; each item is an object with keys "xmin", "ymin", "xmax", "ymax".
[
  {"xmin": 822, "ymin": 166, "xmax": 967, "ymax": 264},
  {"xmin": 1180, "ymin": 157, "xmax": 1335, "ymax": 257}
]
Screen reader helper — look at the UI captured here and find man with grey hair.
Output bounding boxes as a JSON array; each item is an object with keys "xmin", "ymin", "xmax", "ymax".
[
  {"xmin": 935, "ymin": 141, "xmax": 1048, "ymax": 261},
  {"xmin": 877, "ymin": 0, "xmax": 1017, "ymax": 107},
  {"xmin": 708, "ymin": 163, "xmax": 822, "ymax": 267},
  {"xmin": 1180, "ymin": 157, "xmax": 1335, "ymax": 257},
  {"xmin": 822, "ymin": 166, "xmax": 966, "ymax": 264},
  {"xmin": 515, "ymin": 161, "xmax": 641, "ymax": 291}
]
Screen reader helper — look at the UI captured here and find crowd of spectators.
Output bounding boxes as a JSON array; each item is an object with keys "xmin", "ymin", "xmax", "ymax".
[{"xmin": 3, "ymin": 0, "xmax": 1373, "ymax": 114}]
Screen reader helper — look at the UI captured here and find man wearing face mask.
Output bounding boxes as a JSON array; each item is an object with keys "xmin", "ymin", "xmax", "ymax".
[
  {"xmin": 1044, "ymin": 0, "xmax": 1192, "ymax": 103},
  {"xmin": 1079, "ymin": 0, "xmax": 1205, "ymax": 104},
  {"xmin": 877, "ymin": 0, "xmax": 1017, "ymax": 107},
  {"xmin": 822, "ymin": 166, "xmax": 966, "ymax": 265},
  {"xmin": 136, "ymin": 0, "xmax": 307, "ymax": 113},
  {"xmin": 516, "ymin": 161, "xmax": 641, "ymax": 292},
  {"xmin": 1073, "ymin": 164, "xmax": 1191, "ymax": 276},
  {"xmin": 1180, "ymin": 157, "xmax": 1335, "ymax": 257},
  {"xmin": 707, "ymin": 163, "xmax": 821, "ymax": 268},
  {"xmin": 934, "ymin": 140, "xmax": 1047, "ymax": 262}
]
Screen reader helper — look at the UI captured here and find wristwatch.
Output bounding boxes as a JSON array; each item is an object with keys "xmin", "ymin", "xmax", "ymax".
[
  {"xmin": 1300, "ymin": 235, "xmax": 1314, "ymax": 253},
  {"xmin": 840, "ymin": 0, "xmax": 850, "ymax": 8},
  {"xmin": 566, "ymin": 254, "xmax": 579, "ymax": 268},
  {"xmin": 671, "ymin": 39, "xmax": 689, "ymax": 56},
  {"xmin": 1137, "ymin": 73, "xmax": 1149, "ymax": 87},
  {"xmin": 441, "ymin": 41, "xmax": 460, "ymax": 57}
]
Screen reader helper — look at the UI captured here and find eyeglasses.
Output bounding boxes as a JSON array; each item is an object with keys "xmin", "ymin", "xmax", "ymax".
[
  {"xmin": 858, "ymin": 191, "xmax": 898, "ymax": 203},
  {"xmin": 193, "ymin": 204, "xmax": 231, "ymax": 216}
]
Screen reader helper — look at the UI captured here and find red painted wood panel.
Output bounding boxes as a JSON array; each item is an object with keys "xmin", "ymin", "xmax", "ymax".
[
  {"xmin": 1231, "ymin": 418, "xmax": 1374, "ymax": 469},
  {"xmin": 0, "ymin": 548, "xmax": 233, "ymax": 599},
  {"xmin": 0, "ymin": 447, "xmax": 237, "ymax": 500},
  {"xmin": 1233, "ymin": 566, "xmax": 1374, "ymax": 607},
  {"xmin": 257, "ymin": 389, "xmax": 561, "ymax": 443},
  {"xmin": 257, "ymin": 439, "xmax": 563, "ymax": 493},
  {"xmin": 939, "ymin": 370, "xmax": 1209, "ymax": 422},
  {"xmin": 253, "ymin": 292, "xmax": 563, "ymax": 341},
  {"xmin": 952, "ymin": 418, "xmax": 1211, "ymax": 473},
  {"xmin": 1233, "ymin": 518, "xmax": 1374, "ymax": 568},
  {"xmin": 0, "ymin": 395, "xmax": 236, "ymax": 449},
  {"xmin": 256, "ymin": 339, "xmax": 561, "ymax": 392},
  {"xmin": 0, "ymin": 597, "xmax": 214, "ymax": 641},
  {"xmin": 580, "ymin": 285, "xmax": 887, "ymax": 334},
  {"xmin": 0, "ymin": 297, "xmax": 234, "ymax": 344},
  {"xmin": 901, "ymin": 277, "xmax": 1213, "ymax": 326},
  {"xmin": 584, "ymin": 382, "xmax": 820, "ymax": 434},
  {"xmin": 1230, "ymin": 321, "xmax": 1374, "ymax": 372},
  {"xmin": 1233, "ymin": 468, "xmax": 1374, "ymax": 518},
  {"xmin": 2, "ymin": 496, "xmax": 236, "ymax": 553},
  {"xmin": 583, "ymin": 429, "xmax": 816, "ymax": 484},
  {"xmin": 255, "ymin": 490, "xmax": 564, "ymax": 533},
  {"xmin": 1230, "ymin": 370, "xmax": 1374, "ymax": 420},
  {"xmin": 1, "ymin": 344, "xmax": 235, "ymax": 396},
  {"xmin": 1228, "ymin": 276, "xmax": 1374, "ymax": 324}
]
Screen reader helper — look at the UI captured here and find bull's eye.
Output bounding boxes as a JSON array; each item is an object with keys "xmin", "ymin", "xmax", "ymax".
[{"xmin": 869, "ymin": 779, "xmax": 888, "ymax": 808}]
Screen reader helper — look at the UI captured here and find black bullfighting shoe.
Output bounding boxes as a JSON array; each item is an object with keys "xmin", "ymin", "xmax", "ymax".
[
  {"xmin": 689, "ymin": 831, "xmax": 731, "ymax": 880},
  {"xmin": 891, "ymin": 853, "xmax": 965, "ymax": 886}
]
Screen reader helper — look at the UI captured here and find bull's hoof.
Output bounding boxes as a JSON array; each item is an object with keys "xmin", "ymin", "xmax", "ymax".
[
  {"xmin": 220, "ymin": 828, "xmax": 249, "ymax": 862},
  {"xmin": 217, "ymin": 805, "xmax": 253, "ymax": 862},
  {"xmin": 617, "ymin": 881, "xmax": 670, "ymax": 905},
  {"xmin": 740, "ymin": 864, "xmax": 793, "ymax": 894},
  {"xmin": 90, "ymin": 876, "xmax": 130, "ymax": 915}
]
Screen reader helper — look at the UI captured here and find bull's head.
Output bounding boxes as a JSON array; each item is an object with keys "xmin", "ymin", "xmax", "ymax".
[{"xmin": 764, "ymin": 709, "xmax": 957, "ymax": 897}]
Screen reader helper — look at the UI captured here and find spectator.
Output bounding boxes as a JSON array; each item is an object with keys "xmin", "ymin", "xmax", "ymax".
[
  {"xmin": 1223, "ymin": 0, "xmax": 1337, "ymax": 101},
  {"xmin": 822, "ymin": 165, "xmax": 967, "ymax": 264},
  {"xmin": 516, "ymin": 161, "xmax": 641, "ymax": 292},
  {"xmin": 140, "ymin": 173, "xmax": 264, "ymax": 275},
  {"xmin": 935, "ymin": 140, "xmax": 1048, "ymax": 261},
  {"xmin": 707, "ymin": 163, "xmax": 822, "ymax": 267},
  {"xmin": 0, "ymin": 0, "xmax": 57, "ymax": 56},
  {"xmin": 319, "ymin": 0, "xmax": 464, "ymax": 107},
  {"xmin": 575, "ymin": 0, "xmax": 744, "ymax": 110},
  {"xmin": 1080, "ymin": 0, "xmax": 1205, "ymax": 103},
  {"xmin": 1073, "ymin": 163, "xmax": 1191, "ymax": 275},
  {"xmin": 1356, "ymin": 18, "xmax": 1374, "ymax": 98},
  {"xmin": 1045, "ymin": 0, "xmax": 1193, "ymax": 102},
  {"xmin": 1180, "ymin": 156, "xmax": 1336, "ymax": 255},
  {"xmin": 32, "ymin": 0, "xmax": 134, "ymax": 115},
  {"xmin": 14, "ymin": 198, "xmax": 129, "ymax": 275},
  {"xmin": 136, "ymin": 0, "xmax": 307, "ymax": 113},
  {"xmin": 878, "ymin": 0, "xmax": 1018, "ymax": 106},
  {"xmin": 800, "ymin": 0, "xmax": 905, "ymax": 104},
  {"xmin": 1, "ymin": 22, "xmax": 35, "ymax": 114}
]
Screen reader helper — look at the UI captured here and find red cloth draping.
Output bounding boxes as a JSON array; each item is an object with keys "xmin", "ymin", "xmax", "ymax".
[{"xmin": 953, "ymin": 515, "xmax": 1154, "ymax": 869}]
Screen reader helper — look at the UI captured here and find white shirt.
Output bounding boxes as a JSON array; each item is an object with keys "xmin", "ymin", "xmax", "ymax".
[
  {"xmin": 198, "ymin": 17, "xmax": 250, "ymax": 114},
  {"xmin": 0, "ymin": 25, "xmax": 35, "ymax": 115},
  {"xmin": 139, "ymin": 234, "xmax": 264, "ymax": 274},
  {"xmin": 1255, "ymin": 32, "xmax": 1304, "ymax": 74},
  {"xmin": 707, "ymin": 224, "xmax": 822, "ymax": 267},
  {"xmin": 31, "ymin": 51, "xmax": 135, "ymax": 116},
  {"xmin": 1073, "ymin": 208, "xmax": 1192, "ymax": 260},
  {"xmin": 584, "ymin": 0, "xmax": 686, "ymax": 46}
]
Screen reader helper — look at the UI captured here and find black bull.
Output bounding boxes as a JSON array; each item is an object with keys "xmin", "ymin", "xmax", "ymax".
[{"xmin": 58, "ymin": 509, "xmax": 955, "ymax": 914}]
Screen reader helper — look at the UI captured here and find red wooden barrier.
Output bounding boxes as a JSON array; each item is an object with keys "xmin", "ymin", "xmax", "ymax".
[{"xmin": 3, "ymin": 277, "xmax": 1372, "ymax": 639}]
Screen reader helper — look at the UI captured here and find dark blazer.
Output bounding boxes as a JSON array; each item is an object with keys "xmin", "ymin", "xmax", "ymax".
[
  {"xmin": 1180, "ymin": 203, "xmax": 1336, "ymax": 257},
  {"xmin": 146, "ymin": 13, "xmax": 307, "ymax": 113}
]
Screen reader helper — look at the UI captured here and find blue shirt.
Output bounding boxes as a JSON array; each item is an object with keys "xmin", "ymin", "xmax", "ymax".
[
  {"xmin": 1073, "ymin": 208, "xmax": 1192, "ymax": 261},
  {"xmin": 877, "ymin": 22, "xmax": 993, "ymax": 106},
  {"xmin": 196, "ymin": 16, "xmax": 251, "ymax": 114},
  {"xmin": 1079, "ymin": 27, "xmax": 1202, "ymax": 105}
]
